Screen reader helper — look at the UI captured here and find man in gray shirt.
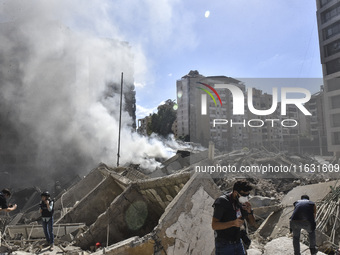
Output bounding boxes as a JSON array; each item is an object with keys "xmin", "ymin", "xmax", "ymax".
[{"xmin": 290, "ymin": 195, "xmax": 317, "ymax": 255}]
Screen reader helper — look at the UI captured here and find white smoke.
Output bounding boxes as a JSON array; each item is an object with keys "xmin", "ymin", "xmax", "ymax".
[{"xmin": 0, "ymin": 0, "xmax": 189, "ymax": 187}]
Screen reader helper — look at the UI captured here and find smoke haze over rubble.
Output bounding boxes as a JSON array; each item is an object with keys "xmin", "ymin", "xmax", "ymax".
[{"xmin": 0, "ymin": 0, "xmax": 180, "ymax": 187}]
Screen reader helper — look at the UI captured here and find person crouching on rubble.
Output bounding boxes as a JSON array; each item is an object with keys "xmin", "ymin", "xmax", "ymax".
[
  {"xmin": 40, "ymin": 191, "xmax": 54, "ymax": 250},
  {"xmin": 0, "ymin": 188, "xmax": 17, "ymax": 212},
  {"xmin": 212, "ymin": 180, "xmax": 257, "ymax": 255},
  {"xmin": 290, "ymin": 195, "xmax": 317, "ymax": 255}
]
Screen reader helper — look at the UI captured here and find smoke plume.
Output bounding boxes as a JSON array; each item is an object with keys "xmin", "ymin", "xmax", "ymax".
[{"xmin": 0, "ymin": 0, "xmax": 175, "ymax": 188}]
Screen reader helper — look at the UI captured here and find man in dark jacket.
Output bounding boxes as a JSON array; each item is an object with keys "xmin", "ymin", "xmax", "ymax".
[
  {"xmin": 0, "ymin": 188, "xmax": 17, "ymax": 212},
  {"xmin": 290, "ymin": 195, "xmax": 317, "ymax": 255},
  {"xmin": 40, "ymin": 191, "xmax": 54, "ymax": 250},
  {"xmin": 212, "ymin": 181, "xmax": 256, "ymax": 255}
]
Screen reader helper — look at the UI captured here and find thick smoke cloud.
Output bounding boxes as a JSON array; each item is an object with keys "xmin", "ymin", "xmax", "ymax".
[{"xmin": 0, "ymin": 0, "xmax": 177, "ymax": 188}]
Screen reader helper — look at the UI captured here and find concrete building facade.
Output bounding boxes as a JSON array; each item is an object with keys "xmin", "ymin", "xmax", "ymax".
[
  {"xmin": 137, "ymin": 116, "xmax": 151, "ymax": 135},
  {"xmin": 176, "ymin": 71, "xmax": 318, "ymax": 153},
  {"xmin": 176, "ymin": 70, "xmax": 245, "ymax": 150},
  {"xmin": 304, "ymin": 87, "xmax": 328, "ymax": 154},
  {"xmin": 316, "ymin": 0, "xmax": 340, "ymax": 154}
]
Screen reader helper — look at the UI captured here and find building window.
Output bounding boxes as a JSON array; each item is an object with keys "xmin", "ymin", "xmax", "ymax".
[
  {"xmin": 325, "ymin": 39, "xmax": 340, "ymax": 57},
  {"xmin": 326, "ymin": 77, "xmax": 340, "ymax": 92},
  {"xmin": 324, "ymin": 21, "xmax": 340, "ymax": 40},
  {"xmin": 333, "ymin": 132, "xmax": 340, "ymax": 145},
  {"xmin": 331, "ymin": 95, "xmax": 340, "ymax": 109},
  {"xmin": 321, "ymin": 0, "xmax": 334, "ymax": 8},
  {"xmin": 326, "ymin": 58, "xmax": 340, "ymax": 75},
  {"xmin": 332, "ymin": 113, "xmax": 340, "ymax": 127},
  {"xmin": 322, "ymin": 3, "xmax": 340, "ymax": 24}
]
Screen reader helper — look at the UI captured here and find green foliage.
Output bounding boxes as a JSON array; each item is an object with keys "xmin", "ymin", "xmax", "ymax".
[{"xmin": 148, "ymin": 100, "xmax": 177, "ymax": 137}]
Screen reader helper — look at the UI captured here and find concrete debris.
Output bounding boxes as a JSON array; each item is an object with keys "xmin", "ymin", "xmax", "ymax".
[
  {"xmin": 249, "ymin": 195, "xmax": 279, "ymax": 208},
  {"xmin": 212, "ymin": 148, "xmax": 334, "ymax": 180},
  {"xmin": 113, "ymin": 164, "xmax": 149, "ymax": 181},
  {"xmin": 75, "ymin": 172, "xmax": 191, "ymax": 249},
  {"xmin": 247, "ymin": 248, "xmax": 263, "ymax": 255},
  {"xmin": 87, "ymin": 173, "xmax": 221, "ymax": 255},
  {"xmin": 250, "ymin": 180, "xmax": 340, "ymax": 254},
  {"xmin": 1, "ymin": 149, "xmax": 339, "ymax": 255},
  {"xmin": 5, "ymin": 223, "xmax": 85, "ymax": 239},
  {"xmin": 263, "ymin": 237, "xmax": 326, "ymax": 255},
  {"xmin": 266, "ymin": 180, "xmax": 340, "ymax": 241},
  {"xmin": 150, "ymin": 150, "xmax": 208, "ymax": 177},
  {"xmin": 315, "ymin": 183, "xmax": 340, "ymax": 246}
]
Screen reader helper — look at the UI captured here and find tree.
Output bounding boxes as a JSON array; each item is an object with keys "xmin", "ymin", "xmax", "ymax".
[{"xmin": 148, "ymin": 99, "xmax": 177, "ymax": 137}]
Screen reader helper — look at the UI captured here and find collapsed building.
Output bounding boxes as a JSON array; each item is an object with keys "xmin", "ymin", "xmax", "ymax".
[{"xmin": 0, "ymin": 148, "xmax": 338, "ymax": 254}]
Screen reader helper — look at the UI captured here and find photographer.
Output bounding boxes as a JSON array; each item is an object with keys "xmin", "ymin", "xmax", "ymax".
[
  {"xmin": 0, "ymin": 188, "xmax": 17, "ymax": 212},
  {"xmin": 212, "ymin": 181, "xmax": 256, "ymax": 255},
  {"xmin": 40, "ymin": 191, "xmax": 54, "ymax": 250}
]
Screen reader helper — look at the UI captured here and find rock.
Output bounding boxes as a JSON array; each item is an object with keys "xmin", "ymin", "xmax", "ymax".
[
  {"xmin": 249, "ymin": 196, "xmax": 278, "ymax": 208},
  {"xmin": 263, "ymin": 237, "xmax": 326, "ymax": 255},
  {"xmin": 247, "ymin": 248, "xmax": 262, "ymax": 255},
  {"xmin": 60, "ymin": 233, "xmax": 74, "ymax": 242}
]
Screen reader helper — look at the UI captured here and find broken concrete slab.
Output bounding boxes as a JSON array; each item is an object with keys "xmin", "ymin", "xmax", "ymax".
[
  {"xmin": 247, "ymin": 248, "xmax": 262, "ymax": 255},
  {"xmin": 5, "ymin": 223, "xmax": 85, "ymax": 239},
  {"xmin": 150, "ymin": 173, "xmax": 221, "ymax": 255},
  {"xmin": 91, "ymin": 236, "xmax": 153, "ymax": 255},
  {"xmin": 53, "ymin": 164, "xmax": 130, "ymax": 223},
  {"xmin": 249, "ymin": 196, "xmax": 279, "ymax": 208},
  {"xmin": 263, "ymin": 236, "xmax": 326, "ymax": 255},
  {"xmin": 89, "ymin": 173, "xmax": 221, "ymax": 255},
  {"xmin": 75, "ymin": 172, "xmax": 191, "ymax": 250},
  {"xmin": 56, "ymin": 174, "xmax": 126, "ymax": 226},
  {"xmin": 281, "ymin": 180, "xmax": 340, "ymax": 206},
  {"xmin": 53, "ymin": 164, "xmax": 110, "ymax": 213},
  {"xmin": 151, "ymin": 150, "xmax": 209, "ymax": 177},
  {"xmin": 253, "ymin": 204, "xmax": 282, "ymax": 220},
  {"xmin": 59, "ymin": 233, "xmax": 74, "ymax": 243},
  {"xmin": 254, "ymin": 209, "xmax": 283, "ymax": 239},
  {"xmin": 254, "ymin": 181, "xmax": 336, "ymax": 239}
]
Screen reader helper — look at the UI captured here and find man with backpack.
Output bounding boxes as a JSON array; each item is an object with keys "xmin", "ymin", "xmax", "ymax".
[
  {"xmin": 212, "ymin": 180, "xmax": 256, "ymax": 255},
  {"xmin": 40, "ymin": 191, "xmax": 54, "ymax": 250}
]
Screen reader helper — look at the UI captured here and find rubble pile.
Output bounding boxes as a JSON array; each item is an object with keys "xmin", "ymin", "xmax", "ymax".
[
  {"xmin": 249, "ymin": 180, "xmax": 340, "ymax": 255},
  {"xmin": 248, "ymin": 236, "xmax": 326, "ymax": 255},
  {"xmin": 209, "ymin": 148, "xmax": 335, "ymax": 198},
  {"xmin": 0, "ymin": 148, "xmax": 339, "ymax": 254},
  {"xmin": 316, "ymin": 182, "xmax": 340, "ymax": 246},
  {"xmin": 0, "ymin": 236, "xmax": 84, "ymax": 255}
]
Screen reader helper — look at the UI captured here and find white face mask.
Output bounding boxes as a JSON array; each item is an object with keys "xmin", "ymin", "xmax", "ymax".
[{"xmin": 238, "ymin": 196, "xmax": 249, "ymax": 204}]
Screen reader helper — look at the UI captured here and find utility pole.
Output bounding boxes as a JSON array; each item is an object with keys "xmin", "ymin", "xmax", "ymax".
[{"xmin": 117, "ymin": 72, "xmax": 123, "ymax": 167}]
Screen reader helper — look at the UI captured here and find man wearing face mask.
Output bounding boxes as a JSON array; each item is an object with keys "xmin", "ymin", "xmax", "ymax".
[{"xmin": 212, "ymin": 180, "xmax": 256, "ymax": 255}]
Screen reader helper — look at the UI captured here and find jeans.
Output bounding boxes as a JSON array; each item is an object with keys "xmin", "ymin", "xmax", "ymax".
[
  {"xmin": 215, "ymin": 240, "xmax": 246, "ymax": 255},
  {"xmin": 42, "ymin": 217, "xmax": 54, "ymax": 245},
  {"xmin": 290, "ymin": 220, "xmax": 316, "ymax": 255}
]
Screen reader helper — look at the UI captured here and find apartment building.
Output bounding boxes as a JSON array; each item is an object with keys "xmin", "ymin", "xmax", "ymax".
[
  {"xmin": 176, "ymin": 71, "xmax": 317, "ymax": 152},
  {"xmin": 316, "ymin": 0, "xmax": 340, "ymax": 155}
]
